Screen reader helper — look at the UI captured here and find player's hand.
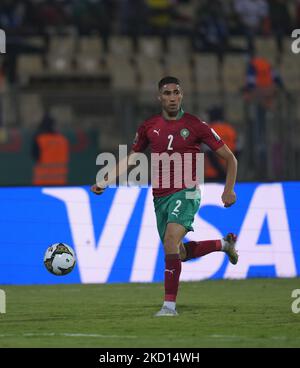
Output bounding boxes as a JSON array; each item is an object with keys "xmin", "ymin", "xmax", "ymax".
[
  {"xmin": 91, "ymin": 184, "xmax": 106, "ymax": 195},
  {"xmin": 222, "ymin": 190, "xmax": 236, "ymax": 208}
]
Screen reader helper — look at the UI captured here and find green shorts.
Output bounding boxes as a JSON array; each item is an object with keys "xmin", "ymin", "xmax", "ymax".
[{"xmin": 153, "ymin": 187, "xmax": 201, "ymax": 243}]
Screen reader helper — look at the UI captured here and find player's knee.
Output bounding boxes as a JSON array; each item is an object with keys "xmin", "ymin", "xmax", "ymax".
[{"xmin": 164, "ymin": 234, "xmax": 180, "ymax": 254}]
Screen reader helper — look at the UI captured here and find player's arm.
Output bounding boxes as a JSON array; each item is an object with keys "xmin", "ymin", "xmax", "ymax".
[
  {"xmin": 215, "ymin": 144, "xmax": 238, "ymax": 207},
  {"xmin": 91, "ymin": 150, "xmax": 139, "ymax": 195}
]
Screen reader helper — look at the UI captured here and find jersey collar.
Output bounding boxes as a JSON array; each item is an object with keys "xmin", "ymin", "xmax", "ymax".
[
  {"xmin": 176, "ymin": 107, "xmax": 185, "ymax": 120},
  {"xmin": 162, "ymin": 107, "xmax": 185, "ymax": 121}
]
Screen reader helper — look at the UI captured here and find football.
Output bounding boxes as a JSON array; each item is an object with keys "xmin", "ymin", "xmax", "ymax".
[{"xmin": 44, "ymin": 243, "xmax": 76, "ymax": 276}]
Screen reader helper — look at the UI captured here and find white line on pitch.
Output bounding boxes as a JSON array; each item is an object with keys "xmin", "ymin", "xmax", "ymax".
[
  {"xmin": 0, "ymin": 333, "xmax": 137, "ymax": 339},
  {"xmin": 209, "ymin": 335, "xmax": 291, "ymax": 341}
]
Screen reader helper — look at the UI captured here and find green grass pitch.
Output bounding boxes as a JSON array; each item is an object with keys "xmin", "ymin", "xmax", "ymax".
[{"xmin": 0, "ymin": 278, "xmax": 299, "ymax": 348}]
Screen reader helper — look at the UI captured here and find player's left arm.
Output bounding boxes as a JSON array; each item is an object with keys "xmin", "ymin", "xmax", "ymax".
[{"xmin": 215, "ymin": 144, "xmax": 238, "ymax": 207}]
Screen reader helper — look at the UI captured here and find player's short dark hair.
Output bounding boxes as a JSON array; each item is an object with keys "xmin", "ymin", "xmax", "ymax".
[{"xmin": 158, "ymin": 76, "xmax": 180, "ymax": 90}]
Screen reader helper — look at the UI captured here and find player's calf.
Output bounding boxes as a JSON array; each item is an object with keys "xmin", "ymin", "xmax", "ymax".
[{"xmin": 181, "ymin": 233, "xmax": 238, "ymax": 265}]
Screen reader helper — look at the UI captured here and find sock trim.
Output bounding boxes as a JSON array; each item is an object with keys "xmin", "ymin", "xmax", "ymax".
[{"xmin": 165, "ymin": 294, "xmax": 177, "ymax": 302}]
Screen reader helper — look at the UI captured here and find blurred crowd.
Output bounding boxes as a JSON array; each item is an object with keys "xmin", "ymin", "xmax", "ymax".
[
  {"xmin": 1, "ymin": 0, "xmax": 299, "ymax": 51},
  {"xmin": 0, "ymin": 0, "xmax": 298, "ymax": 184}
]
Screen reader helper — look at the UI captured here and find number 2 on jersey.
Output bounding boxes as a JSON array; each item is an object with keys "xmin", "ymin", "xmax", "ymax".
[
  {"xmin": 172, "ymin": 200, "xmax": 182, "ymax": 216},
  {"xmin": 167, "ymin": 135, "xmax": 174, "ymax": 150}
]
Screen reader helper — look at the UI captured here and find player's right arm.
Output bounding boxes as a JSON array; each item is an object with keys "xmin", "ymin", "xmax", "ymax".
[
  {"xmin": 196, "ymin": 118, "xmax": 238, "ymax": 207},
  {"xmin": 214, "ymin": 144, "xmax": 238, "ymax": 207},
  {"xmin": 91, "ymin": 122, "xmax": 149, "ymax": 195}
]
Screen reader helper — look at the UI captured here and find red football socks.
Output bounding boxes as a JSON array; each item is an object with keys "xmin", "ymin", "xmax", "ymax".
[
  {"xmin": 184, "ymin": 240, "xmax": 222, "ymax": 260},
  {"xmin": 163, "ymin": 241, "xmax": 222, "ymax": 302},
  {"xmin": 164, "ymin": 254, "xmax": 181, "ymax": 302}
]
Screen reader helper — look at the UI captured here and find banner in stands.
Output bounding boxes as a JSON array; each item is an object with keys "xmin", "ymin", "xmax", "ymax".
[{"xmin": 0, "ymin": 183, "xmax": 299, "ymax": 284}]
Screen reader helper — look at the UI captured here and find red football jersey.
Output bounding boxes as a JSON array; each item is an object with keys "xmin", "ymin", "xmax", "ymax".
[{"xmin": 131, "ymin": 112, "xmax": 224, "ymax": 197}]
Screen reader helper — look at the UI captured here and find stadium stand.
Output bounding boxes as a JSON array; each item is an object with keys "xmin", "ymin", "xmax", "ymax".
[
  {"xmin": 76, "ymin": 36, "xmax": 104, "ymax": 74},
  {"xmin": 0, "ymin": 0, "xmax": 299, "ymax": 182}
]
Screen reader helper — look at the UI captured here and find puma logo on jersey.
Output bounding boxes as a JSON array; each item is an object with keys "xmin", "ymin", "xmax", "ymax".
[
  {"xmin": 165, "ymin": 269, "xmax": 175, "ymax": 275},
  {"xmin": 153, "ymin": 129, "xmax": 160, "ymax": 136}
]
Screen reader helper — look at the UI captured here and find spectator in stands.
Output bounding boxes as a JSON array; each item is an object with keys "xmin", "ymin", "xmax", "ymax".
[
  {"xmin": 268, "ymin": 0, "xmax": 292, "ymax": 63},
  {"xmin": 72, "ymin": 0, "xmax": 114, "ymax": 49},
  {"xmin": 242, "ymin": 51, "xmax": 286, "ymax": 178},
  {"xmin": 145, "ymin": 0, "xmax": 175, "ymax": 37},
  {"xmin": 119, "ymin": 0, "xmax": 149, "ymax": 42},
  {"xmin": 193, "ymin": 0, "xmax": 230, "ymax": 63},
  {"xmin": 204, "ymin": 106, "xmax": 238, "ymax": 182},
  {"xmin": 31, "ymin": 112, "xmax": 70, "ymax": 186},
  {"xmin": 234, "ymin": 0, "xmax": 269, "ymax": 54},
  {"xmin": 34, "ymin": 0, "xmax": 68, "ymax": 31},
  {"xmin": 296, "ymin": 0, "xmax": 300, "ymax": 28},
  {"xmin": 244, "ymin": 53, "xmax": 284, "ymax": 107},
  {"xmin": 0, "ymin": 0, "xmax": 26, "ymax": 33}
]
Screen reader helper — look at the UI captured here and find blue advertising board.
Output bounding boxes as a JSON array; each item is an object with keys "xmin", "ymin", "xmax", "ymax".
[{"xmin": 0, "ymin": 183, "xmax": 299, "ymax": 285}]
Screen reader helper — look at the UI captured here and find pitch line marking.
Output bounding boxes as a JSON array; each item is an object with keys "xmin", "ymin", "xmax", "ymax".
[{"xmin": 0, "ymin": 333, "xmax": 137, "ymax": 339}]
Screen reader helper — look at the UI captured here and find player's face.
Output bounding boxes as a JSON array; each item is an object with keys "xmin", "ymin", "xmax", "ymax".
[{"xmin": 159, "ymin": 84, "xmax": 183, "ymax": 118}]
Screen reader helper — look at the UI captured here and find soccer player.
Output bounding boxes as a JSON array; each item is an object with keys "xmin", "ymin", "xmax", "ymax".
[{"xmin": 91, "ymin": 76, "xmax": 238, "ymax": 317}]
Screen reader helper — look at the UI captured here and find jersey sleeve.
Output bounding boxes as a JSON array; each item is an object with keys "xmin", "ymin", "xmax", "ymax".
[
  {"xmin": 198, "ymin": 120, "xmax": 224, "ymax": 151},
  {"xmin": 131, "ymin": 122, "xmax": 149, "ymax": 152}
]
